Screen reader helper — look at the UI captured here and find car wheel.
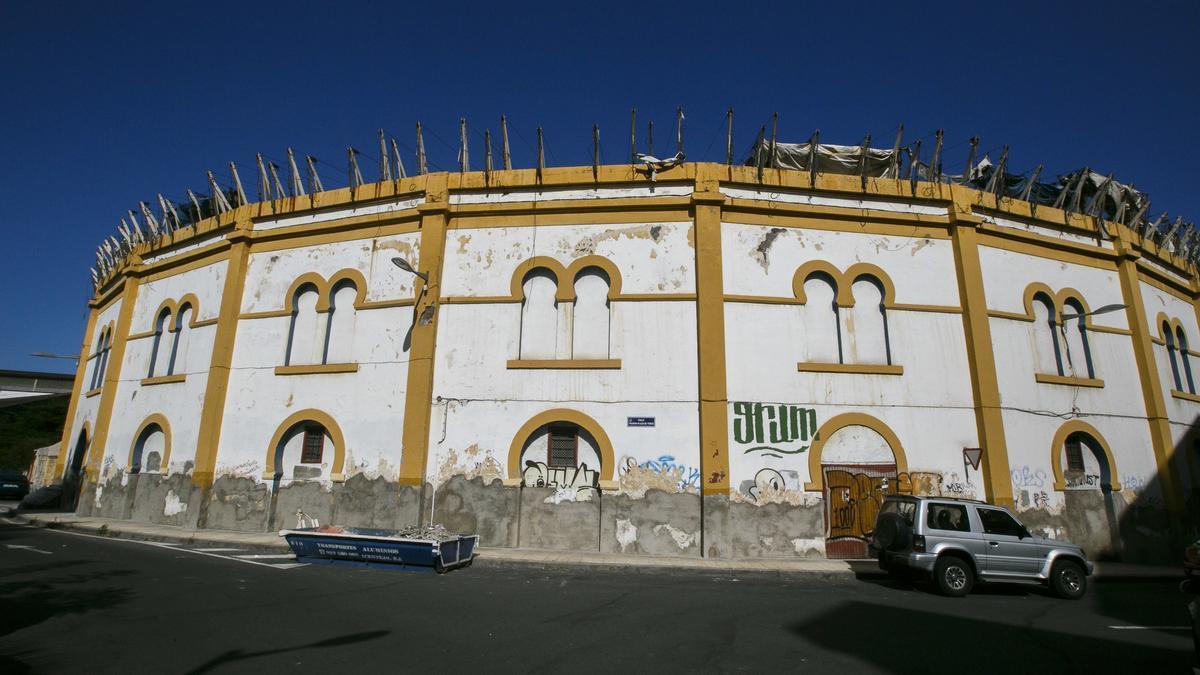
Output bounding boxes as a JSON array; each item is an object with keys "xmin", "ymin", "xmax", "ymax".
[
  {"xmin": 1050, "ymin": 560, "xmax": 1087, "ymax": 599},
  {"xmin": 934, "ymin": 556, "xmax": 974, "ymax": 597}
]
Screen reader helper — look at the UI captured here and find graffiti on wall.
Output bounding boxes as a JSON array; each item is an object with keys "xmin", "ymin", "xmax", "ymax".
[
  {"xmin": 522, "ymin": 460, "xmax": 598, "ymax": 494},
  {"xmin": 617, "ymin": 455, "xmax": 701, "ymax": 497},
  {"xmin": 733, "ymin": 402, "xmax": 817, "ymax": 457},
  {"xmin": 824, "ymin": 469, "xmax": 947, "ymax": 546}
]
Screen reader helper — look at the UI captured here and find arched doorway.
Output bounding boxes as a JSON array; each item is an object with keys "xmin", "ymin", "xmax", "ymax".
[
  {"xmin": 130, "ymin": 422, "xmax": 167, "ymax": 474},
  {"xmin": 808, "ymin": 414, "xmax": 908, "ymax": 559},
  {"xmin": 1055, "ymin": 427, "xmax": 1121, "ymax": 557}
]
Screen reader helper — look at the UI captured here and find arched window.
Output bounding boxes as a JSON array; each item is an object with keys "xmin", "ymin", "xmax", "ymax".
[
  {"xmin": 519, "ymin": 269, "xmax": 559, "ymax": 359},
  {"xmin": 1165, "ymin": 320, "xmax": 1183, "ymax": 391},
  {"xmin": 572, "ymin": 268, "xmax": 610, "ymax": 359},
  {"xmin": 166, "ymin": 303, "xmax": 192, "ymax": 376},
  {"xmin": 844, "ymin": 276, "xmax": 891, "ymax": 365},
  {"xmin": 323, "ymin": 280, "xmax": 358, "ymax": 364},
  {"xmin": 1061, "ymin": 298, "xmax": 1094, "ymax": 379},
  {"xmin": 1032, "ymin": 293, "xmax": 1063, "ymax": 375},
  {"xmin": 285, "ymin": 283, "xmax": 323, "ymax": 366},
  {"xmin": 273, "ymin": 421, "xmax": 332, "ymax": 484},
  {"xmin": 801, "ymin": 273, "xmax": 840, "ymax": 363},
  {"xmin": 518, "ymin": 422, "xmax": 601, "ymax": 491},
  {"xmin": 1176, "ymin": 326, "xmax": 1195, "ymax": 394},
  {"xmin": 1061, "ymin": 431, "xmax": 1111, "ymax": 490},
  {"xmin": 89, "ymin": 328, "xmax": 111, "ymax": 390},
  {"xmin": 147, "ymin": 308, "xmax": 171, "ymax": 377},
  {"xmin": 131, "ymin": 423, "xmax": 166, "ymax": 474}
]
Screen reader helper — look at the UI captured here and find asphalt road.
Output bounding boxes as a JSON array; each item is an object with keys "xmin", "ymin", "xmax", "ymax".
[{"xmin": 0, "ymin": 518, "xmax": 1194, "ymax": 674}]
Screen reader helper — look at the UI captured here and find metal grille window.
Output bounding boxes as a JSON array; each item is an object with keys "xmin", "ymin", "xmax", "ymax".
[
  {"xmin": 301, "ymin": 426, "xmax": 324, "ymax": 464},
  {"xmin": 1065, "ymin": 438, "xmax": 1085, "ymax": 473},
  {"xmin": 548, "ymin": 426, "xmax": 577, "ymax": 468}
]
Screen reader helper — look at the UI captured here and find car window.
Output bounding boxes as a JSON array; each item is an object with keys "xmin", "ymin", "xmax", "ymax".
[
  {"xmin": 880, "ymin": 499, "xmax": 916, "ymax": 526},
  {"xmin": 978, "ymin": 508, "xmax": 1025, "ymax": 537},
  {"xmin": 0, "ymin": 471, "xmax": 25, "ymax": 480},
  {"xmin": 925, "ymin": 503, "xmax": 970, "ymax": 532}
]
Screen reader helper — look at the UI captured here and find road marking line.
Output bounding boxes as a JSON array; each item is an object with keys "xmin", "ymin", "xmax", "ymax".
[
  {"xmin": 269, "ymin": 563, "xmax": 309, "ymax": 569},
  {"xmin": 1107, "ymin": 625, "xmax": 1191, "ymax": 630},
  {"xmin": 36, "ymin": 528, "xmax": 306, "ymax": 570},
  {"xmin": 5, "ymin": 544, "xmax": 52, "ymax": 555},
  {"xmin": 234, "ymin": 554, "xmax": 296, "ymax": 560},
  {"xmin": 193, "ymin": 547, "xmax": 245, "ymax": 552}
]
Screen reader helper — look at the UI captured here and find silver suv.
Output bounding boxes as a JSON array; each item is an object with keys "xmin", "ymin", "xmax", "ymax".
[{"xmin": 869, "ymin": 495, "xmax": 1093, "ymax": 598}]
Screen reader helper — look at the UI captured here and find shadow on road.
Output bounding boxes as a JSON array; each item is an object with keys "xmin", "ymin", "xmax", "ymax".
[
  {"xmin": 789, "ymin": 599, "xmax": 1189, "ymax": 673},
  {"xmin": 185, "ymin": 630, "xmax": 391, "ymax": 674}
]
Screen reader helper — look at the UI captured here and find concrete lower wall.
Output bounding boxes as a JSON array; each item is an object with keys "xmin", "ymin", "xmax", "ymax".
[{"xmin": 70, "ymin": 473, "xmax": 1187, "ymax": 563}]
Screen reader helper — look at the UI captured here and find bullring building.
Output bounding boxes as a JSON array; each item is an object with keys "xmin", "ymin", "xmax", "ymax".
[{"xmin": 55, "ymin": 139, "xmax": 1200, "ymax": 561}]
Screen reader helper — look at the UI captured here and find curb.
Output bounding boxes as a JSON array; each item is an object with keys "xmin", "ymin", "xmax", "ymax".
[
  {"xmin": 5, "ymin": 510, "xmax": 290, "ymax": 553},
  {"xmin": 4, "ymin": 509, "xmax": 1182, "ymax": 582}
]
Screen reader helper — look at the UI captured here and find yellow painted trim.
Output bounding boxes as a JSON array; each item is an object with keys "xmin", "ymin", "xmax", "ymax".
[
  {"xmin": 1114, "ymin": 233, "xmax": 1182, "ymax": 510},
  {"xmin": 239, "ymin": 309, "xmax": 293, "ymax": 320},
  {"xmin": 722, "ymin": 198, "xmax": 953, "ymax": 233},
  {"xmin": 84, "ymin": 387, "xmax": 102, "ymax": 398},
  {"xmin": 128, "ymin": 413, "xmax": 172, "ymax": 473},
  {"xmin": 791, "ymin": 260, "xmax": 897, "ymax": 308},
  {"xmin": 797, "ymin": 362, "xmax": 904, "ymax": 375},
  {"xmin": 264, "ymin": 408, "xmax": 347, "ymax": 482},
  {"xmin": 247, "ymin": 219, "xmax": 422, "ymax": 253},
  {"xmin": 805, "ymin": 412, "xmax": 909, "ymax": 492},
  {"xmin": 988, "ymin": 309, "xmax": 1034, "ymax": 322},
  {"xmin": 1049, "ymin": 420, "xmax": 1121, "ymax": 492},
  {"xmin": 398, "ymin": 174, "xmax": 448, "ymax": 488},
  {"xmin": 84, "ymin": 273, "xmax": 141, "ymax": 480},
  {"xmin": 950, "ymin": 212, "xmax": 1014, "ymax": 507},
  {"xmin": 693, "ymin": 166, "xmax": 731, "ymax": 493},
  {"xmin": 137, "ymin": 247, "xmax": 231, "ymax": 284},
  {"xmin": 510, "ymin": 256, "xmax": 567, "ymax": 301},
  {"xmin": 889, "ymin": 303, "xmax": 962, "ymax": 314},
  {"xmin": 1034, "ymin": 373, "xmax": 1105, "ymax": 388},
  {"xmin": 1136, "ymin": 259, "xmax": 1195, "ymax": 302},
  {"xmin": 1171, "ymin": 390, "xmax": 1200, "ymax": 404},
  {"xmin": 506, "ymin": 408, "xmax": 616, "ymax": 483},
  {"xmin": 55, "ymin": 307, "xmax": 99, "ymax": 479},
  {"xmin": 357, "ymin": 297, "xmax": 417, "ymax": 310},
  {"xmin": 274, "ymin": 363, "xmax": 360, "ymax": 376},
  {"xmin": 192, "ymin": 237, "xmax": 251, "ymax": 488},
  {"xmin": 449, "ymin": 208, "xmax": 693, "ymax": 230},
  {"xmin": 612, "ymin": 293, "xmax": 696, "ymax": 302},
  {"xmin": 141, "ymin": 374, "xmax": 187, "ymax": 386},
  {"xmin": 976, "ymin": 230, "xmax": 1117, "ymax": 271},
  {"xmin": 506, "ymin": 359, "xmax": 621, "ymax": 369},
  {"xmin": 564, "ymin": 255, "xmax": 624, "ymax": 300}
]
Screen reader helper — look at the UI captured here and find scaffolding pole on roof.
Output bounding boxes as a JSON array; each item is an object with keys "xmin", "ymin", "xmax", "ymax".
[
  {"xmin": 287, "ymin": 149, "xmax": 306, "ymax": 197},
  {"xmin": 858, "ymin": 134, "xmax": 872, "ymax": 191},
  {"xmin": 726, "ymin": 108, "xmax": 734, "ymax": 166},
  {"xmin": 229, "ymin": 162, "xmax": 248, "ymax": 207},
  {"xmin": 256, "ymin": 154, "xmax": 272, "ymax": 202},
  {"xmin": 501, "ymin": 115, "xmax": 512, "ymax": 171},
  {"xmin": 889, "ymin": 124, "xmax": 904, "ymax": 178},
  {"xmin": 348, "ymin": 147, "xmax": 364, "ymax": 191},
  {"xmin": 416, "ymin": 122, "xmax": 427, "ymax": 175},
  {"xmin": 305, "ymin": 155, "xmax": 324, "ymax": 193},
  {"xmin": 379, "ymin": 130, "xmax": 391, "ymax": 182},
  {"xmin": 391, "ymin": 138, "xmax": 407, "ymax": 179}
]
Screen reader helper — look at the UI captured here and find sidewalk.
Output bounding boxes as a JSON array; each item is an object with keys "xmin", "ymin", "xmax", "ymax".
[{"xmin": 3, "ymin": 507, "xmax": 1182, "ymax": 581}]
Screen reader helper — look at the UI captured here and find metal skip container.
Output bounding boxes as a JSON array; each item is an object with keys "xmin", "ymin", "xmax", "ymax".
[{"xmin": 280, "ymin": 523, "xmax": 478, "ymax": 573}]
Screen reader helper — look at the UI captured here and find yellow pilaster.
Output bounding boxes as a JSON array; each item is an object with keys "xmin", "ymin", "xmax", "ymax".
[
  {"xmin": 693, "ymin": 167, "xmax": 730, "ymax": 494},
  {"xmin": 397, "ymin": 175, "xmax": 449, "ymax": 488},
  {"xmin": 949, "ymin": 192, "xmax": 1014, "ymax": 507},
  {"xmin": 1114, "ymin": 233, "xmax": 1183, "ymax": 511},
  {"xmin": 191, "ymin": 232, "xmax": 252, "ymax": 488},
  {"xmin": 53, "ymin": 306, "xmax": 99, "ymax": 479},
  {"xmin": 85, "ymin": 269, "xmax": 142, "ymax": 481}
]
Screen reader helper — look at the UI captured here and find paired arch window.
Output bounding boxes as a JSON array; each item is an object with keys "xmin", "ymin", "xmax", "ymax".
[
  {"xmin": 285, "ymin": 280, "xmax": 359, "ymax": 366},
  {"xmin": 1164, "ymin": 321, "xmax": 1196, "ymax": 394},
  {"xmin": 147, "ymin": 302, "xmax": 194, "ymax": 377},
  {"xmin": 88, "ymin": 326, "xmax": 113, "ymax": 390},
  {"xmin": 800, "ymin": 272, "xmax": 892, "ymax": 365},
  {"xmin": 518, "ymin": 266, "xmax": 611, "ymax": 360},
  {"xmin": 1030, "ymin": 291, "xmax": 1095, "ymax": 379}
]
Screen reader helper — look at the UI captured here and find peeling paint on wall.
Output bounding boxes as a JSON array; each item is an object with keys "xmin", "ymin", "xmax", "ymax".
[
  {"xmin": 163, "ymin": 489, "xmax": 188, "ymax": 517},
  {"xmin": 752, "ymin": 227, "xmax": 787, "ymax": 271},
  {"xmin": 652, "ymin": 523, "xmax": 698, "ymax": 550},
  {"xmin": 435, "ymin": 444, "xmax": 504, "ymax": 487},
  {"xmin": 615, "ymin": 518, "xmax": 638, "ymax": 552}
]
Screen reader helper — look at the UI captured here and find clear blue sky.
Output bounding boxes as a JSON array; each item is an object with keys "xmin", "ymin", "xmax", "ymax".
[{"xmin": 2, "ymin": 1, "xmax": 1196, "ymax": 374}]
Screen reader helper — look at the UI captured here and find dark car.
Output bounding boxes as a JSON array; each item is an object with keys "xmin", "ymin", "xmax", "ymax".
[{"xmin": 0, "ymin": 470, "xmax": 31, "ymax": 500}]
